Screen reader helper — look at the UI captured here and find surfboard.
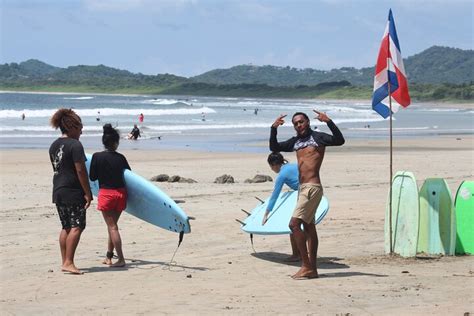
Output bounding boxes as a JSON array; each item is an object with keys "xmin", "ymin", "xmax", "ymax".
[
  {"xmin": 418, "ymin": 178, "xmax": 455, "ymax": 255},
  {"xmin": 455, "ymin": 181, "xmax": 474, "ymax": 255},
  {"xmin": 241, "ymin": 191, "xmax": 329, "ymax": 235},
  {"xmin": 85, "ymin": 154, "xmax": 191, "ymax": 234},
  {"xmin": 384, "ymin": 171, "xmax": 419, "ymax": 257}
]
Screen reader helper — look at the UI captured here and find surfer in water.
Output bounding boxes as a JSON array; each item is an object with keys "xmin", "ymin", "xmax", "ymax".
[
  {"xmin": 90, "ymin": 124, "xmax": 131, "ymax": 267},
  {"xmin": 270, "ymin": 110, "xmax": 344, "ymax": 279},
  {"xmin": 128, "ymin": 124, "xmax": 141, "ymax": 140},
  {"xmin": 49, "ymin": 109, "xmax": 92, "ymax": 274},
  {"xmin": 263, "ymin": 152, "xmax": 300, "ymax": 261}
]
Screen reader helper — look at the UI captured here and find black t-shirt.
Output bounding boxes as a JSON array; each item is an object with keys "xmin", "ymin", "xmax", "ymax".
[
  {"xmin": 89, "ymin": 151, "xmax": 131, "ymax": 189},
  {"xmin": 131, "ymin": 127, "xmax": 140, "ymax": 139},
  {"xmin": 49, "ymin": 137, "xmax": 86, "ymax": 205}
]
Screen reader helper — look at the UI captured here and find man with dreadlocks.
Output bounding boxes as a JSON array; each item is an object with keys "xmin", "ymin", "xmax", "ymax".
[{"xmin": 49, "ymin": 108, "xmax": 92, "ymax": 274}]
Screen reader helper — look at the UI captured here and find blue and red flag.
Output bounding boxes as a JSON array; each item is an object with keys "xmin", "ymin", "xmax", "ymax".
[{"xmin": 372, "ymin": 9, "xmax": 410, "ymax": 118}]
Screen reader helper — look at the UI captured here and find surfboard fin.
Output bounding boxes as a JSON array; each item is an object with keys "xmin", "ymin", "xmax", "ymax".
[
  {"xmin": 178, "ymin": 231, "xmax": 184, "ymax": 247},
  {"xmin": 235, "ymin": 219, "xmax": 245, "ymax": 225},
  {"xmin": 241, "ymin": 209, "xmax": 251, "ymax": 216},
  {"xmin": 254, "ymin": 196, "xmax": 264, "ymax": 204},
  {"xmin": 250, "ymin": 233, "xmax": 256, "ymax": 253}
]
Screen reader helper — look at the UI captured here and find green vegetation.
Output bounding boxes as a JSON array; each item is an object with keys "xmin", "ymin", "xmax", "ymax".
[
  {"xmin": 192, "ymin": 46, "xmax": 473, "ymax": 86},
  {"xmin": 0, "ymin": 46, "xmax": 472, "ymax": 102}
]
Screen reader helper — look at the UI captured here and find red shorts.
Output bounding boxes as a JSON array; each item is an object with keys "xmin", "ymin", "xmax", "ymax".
[{"xmin": 97, "ymin": 188, "xmax": 127, "ymax": 212}]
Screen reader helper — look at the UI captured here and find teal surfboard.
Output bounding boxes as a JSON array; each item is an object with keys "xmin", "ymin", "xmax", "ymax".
[
  {"xmin": 455, "ymin": 181, "xmax": 474, "ymax": 255},
  {"xmin": 384, "ymin": 171, "xmax": 419, "ymax": 257},
  {"xmin": 85, "ymin": 154, "xmax": 191, "ymax": 234},
  {"xmin": 241, "ymin": 191, "xmax": 329, "ymax": 235},
  {"xmin": 418, "ymin": 178, "xmax": 455, "ymax": 255}
]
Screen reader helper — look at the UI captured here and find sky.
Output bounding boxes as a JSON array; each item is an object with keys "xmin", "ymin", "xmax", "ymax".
[{"xmin": 0, "ymin": 0, "xmax": 472, "ymax": 77}]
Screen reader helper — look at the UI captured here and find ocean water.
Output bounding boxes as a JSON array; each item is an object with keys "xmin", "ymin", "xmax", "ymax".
[{"xmin": 0, "ymin": 92, "xmax": 472, "ymax": 152}]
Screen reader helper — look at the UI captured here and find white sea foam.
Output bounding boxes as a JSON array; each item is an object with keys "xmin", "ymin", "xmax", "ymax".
[
  {"xmin": 0, "ymin": 107, "xmax": 216, "ymax": 118},
  {"xmin": 348, "ymin": 126, "xmax": 430, "ymax": 131},
  {"xmin": 419, "ymin": 108, "xmax": 461, "ymax": 112},
  {"xmin": 63, "ymin": 96, "xmax": 94, "ymax": 100},
  {"xmin": 142, "ymin": 98, "xmax": 192, "ymax": 106}
]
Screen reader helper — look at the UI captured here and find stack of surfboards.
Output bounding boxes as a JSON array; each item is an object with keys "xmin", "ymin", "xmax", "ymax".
[
  {"xmin": 386, "ymin": 172, "xmax": 472, "ymax": 257},
  {"xmin": 85, "ymin": 154, "xmax": 191, "ymax": 235}
]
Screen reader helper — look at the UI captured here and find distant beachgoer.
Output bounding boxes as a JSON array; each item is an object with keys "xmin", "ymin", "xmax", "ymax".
[
  {"xmin": 89, "ymin": 124, "xmax": 131, "ymax": 268},
  {"xmin": 254, "ymin": 108, "xmax": 259, "ymax": 115},
  {"xmin": 49, "ymin": 108, "xmax": 92, "ymax": 275},
  {"xmin": 128, "ymin": 124, "xmax": 141, "ymax": 140},
  {"xmin": 262, "ymin": 152, "xmax": 300, "ymax": 262},
  {"xmin": 21, "ymin": 113, "xmax": 25, "ymax": 120},
  {"xmin": 270, "ymin": 110, "xmax": 344, "ymax": 279},
  {"xmin": 96, "ymin": 111, "xmax": 101, "ymax": 122},
  {"xmin": 201, "ymin": 112, "xmax": 206, "ymax": 121},
  {"xmin": 138, "ymin": 113, "xmax": 144, "ymax": 123}
]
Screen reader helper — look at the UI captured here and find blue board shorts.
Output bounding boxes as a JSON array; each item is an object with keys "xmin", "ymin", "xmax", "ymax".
[{"xmin": 56, "ymin": 204, "xmax": 86, "ymax": 230}]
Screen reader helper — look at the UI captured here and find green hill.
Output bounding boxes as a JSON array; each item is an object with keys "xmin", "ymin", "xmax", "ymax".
[
  {"xmin": 0, "ymin": 61, "xmax": 189, "ymax": 93},
  {"xmin": 404, "ymin": 46, "xmax": 473, "ymax": 84},
  {"xmin": 0, "ymin": 46, "xmax": 472, "ymax": 101},
  {"xmin": 0, "ymin": 59, "xmax": 60, "ymax": 79},
  {"xmin": 191, "ymin": 46, "xmax": 473, "ymax": 86}
]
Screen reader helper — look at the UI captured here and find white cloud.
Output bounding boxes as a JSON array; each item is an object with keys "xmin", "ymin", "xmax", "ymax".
[
  {"xmin": 235, "ymin": 2, "xmax": 285, "ymax": 23},
  {"xmin": 83, "ymin": 0, "xmax": 197, "ymax": 12}
]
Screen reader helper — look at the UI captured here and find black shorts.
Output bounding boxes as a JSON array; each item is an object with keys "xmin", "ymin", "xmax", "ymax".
[{"xmin": 56, "ymin": 204, "xmax": 86, "ymax": 230}]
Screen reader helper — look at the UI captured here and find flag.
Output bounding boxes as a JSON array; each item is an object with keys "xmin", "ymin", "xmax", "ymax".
[{"xmin": 372, "ymin": 9, "xmax": 411, "ymax": 119}]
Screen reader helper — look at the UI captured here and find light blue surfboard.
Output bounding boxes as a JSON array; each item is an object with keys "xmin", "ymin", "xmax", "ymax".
[
  {"xmin": 384, "ymin": 171, "xmax": 419, "ymax": 257},
  {"xmin": 85, "ymin": 154, "xmax": 191, "ymax": 234},
  {"xmin": 241, "ymin": 191, "xmax": 329, "ymax": 235},
  {"xmin": 418, "ymin": 178, "xmax": 455, "ymax": 255}
]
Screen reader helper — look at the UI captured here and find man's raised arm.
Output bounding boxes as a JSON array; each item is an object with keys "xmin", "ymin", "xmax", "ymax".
[
  {"xmin": 269, "ymin": 114, "xmax": 295, "ymax": 152},
  {"xmin": 313, "ymin": 110, "xmax": 345, "ymax": 146}
]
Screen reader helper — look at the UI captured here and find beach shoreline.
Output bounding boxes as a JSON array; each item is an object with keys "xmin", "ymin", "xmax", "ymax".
[{"xmin": 1, "ymin": 136, "xmax": 473, "ymax": 314}]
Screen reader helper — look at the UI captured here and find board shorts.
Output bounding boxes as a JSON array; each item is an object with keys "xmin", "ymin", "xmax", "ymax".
[
  {"xmin": 293, "ymin": 183, "xmax": 323, "ymax": 224},
  {"xmin": 56, "ymin": 203, "xmax": 86, "ymax": 230},
  {"xmin": 97, "ymin": 188, "xmax": 127, "ymax": 212}
]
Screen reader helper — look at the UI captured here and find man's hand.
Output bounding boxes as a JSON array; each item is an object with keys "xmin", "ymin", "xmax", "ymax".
[
  {"xmin": 313, "ymin": 110, "xmax": 330, "ymax": 123},
  {"xmin": 262, "ymin": 211, "xmax": 270, "ymax": 225},
  {"xmin": 272, "ymin": 114, "xmax": 287, "ymax": 128}
]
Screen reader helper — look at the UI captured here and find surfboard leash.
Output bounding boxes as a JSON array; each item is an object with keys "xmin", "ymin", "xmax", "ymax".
[{"xmin": 163, "ymin": 231, "xmax": 185, "ymax": 272}]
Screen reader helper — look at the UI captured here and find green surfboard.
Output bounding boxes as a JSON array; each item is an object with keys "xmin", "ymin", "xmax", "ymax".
[
  {"xmin": 418, "ymin": 178, "xmax": 455, "ymax": 255},
  {"xmin": 385, "ymin": 171, "xmax": 419, "ymax": 257},
  {"xmin": 455, "ymin": 181, "xmax": 474, "ymax": 255}
]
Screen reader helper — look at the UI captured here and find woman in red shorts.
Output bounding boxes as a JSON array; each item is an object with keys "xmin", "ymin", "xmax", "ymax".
[{"xmin": 90, "ymin": 124, "xmax": 131, "ymax": 267}]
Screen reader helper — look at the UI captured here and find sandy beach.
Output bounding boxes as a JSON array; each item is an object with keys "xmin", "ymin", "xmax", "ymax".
[{"xmin": 1, "ymin": 135, "xmax": 473, "ymax": 315}]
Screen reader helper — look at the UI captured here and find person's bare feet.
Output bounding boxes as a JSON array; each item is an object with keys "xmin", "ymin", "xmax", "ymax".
[
  {"xmin": 110, "ymin": 260, "xmax": 126, "ymax": 268},
  {"xmin": 61, "ymin": 264, "xmax": 83, "ymax": 275},
  {"xmin": 291, "ymin": 267, "xmax": 318, "ymax": 279},
  {"xmin": 102, "ymin": 258, "xmax": 112, "ymax": 265},
  {"xmin": 284, "ymin": 255, "xmax": 301, "ymax": 262}
]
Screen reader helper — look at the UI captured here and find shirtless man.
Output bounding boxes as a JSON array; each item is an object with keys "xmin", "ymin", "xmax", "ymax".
[{"xmin": 270, "ymin": 110, "xmax": 344, "ymax": 279}]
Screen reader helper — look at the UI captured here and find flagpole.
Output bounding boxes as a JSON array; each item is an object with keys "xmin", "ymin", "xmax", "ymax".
[{"xmin": 388, "ymin": 79, "xmax": 393, "ymax": 255}]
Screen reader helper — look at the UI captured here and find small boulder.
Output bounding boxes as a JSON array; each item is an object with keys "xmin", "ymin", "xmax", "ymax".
[
  {"xmin": 179, "ymin": 177, "xmax": 197, "ymax": 183},
  {"xmin": 214, "ymin": 174, "xmax": 235, "ymax": 184},
  {"xmin": 150, "ymin": 174, "xmax": 169, "ymax": 182},
  {"xmin": 168, "ymin": 175, "xmax": 181, "ymax": 183},
  {"xmin": 244, "ymin": 174, "xmax": 273, "ymax": 183}
]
